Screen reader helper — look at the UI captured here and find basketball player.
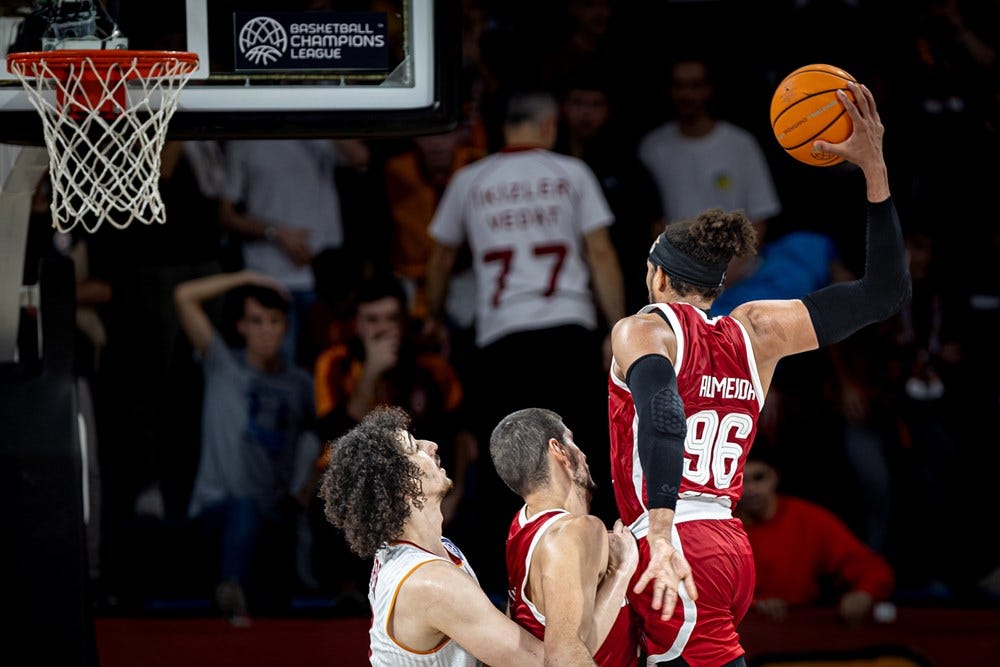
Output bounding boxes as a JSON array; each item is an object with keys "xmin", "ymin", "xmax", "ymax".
[
  {"xmin": 490, "ymin": 408, "xmax": 640, "ymax": 666},
  {"xmin": 608, "ymin": 81, "xmax": 909, "ymax": 667},
  {"xmin": 425, "ymin": 90, "xmax": 626, "ymax": 593}
]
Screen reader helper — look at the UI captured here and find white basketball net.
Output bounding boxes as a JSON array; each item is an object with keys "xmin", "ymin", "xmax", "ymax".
[{"xmin": 9, "ymin": 53, "xmax": 197, "ymax": 232}]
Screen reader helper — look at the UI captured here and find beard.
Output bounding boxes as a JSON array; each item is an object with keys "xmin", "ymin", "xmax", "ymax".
[
  {"xmin": 574, "ymin": 470, "xmax": 598, "ymax": 499},
  {"xmin": 569, "ymin": 450, "xmax": 598, "ymax": 506}
]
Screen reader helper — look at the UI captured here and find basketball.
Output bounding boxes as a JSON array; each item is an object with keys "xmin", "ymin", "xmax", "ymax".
[{"xmin": 770, "ymin": 64, "xmax": 857, "ymax": 166}]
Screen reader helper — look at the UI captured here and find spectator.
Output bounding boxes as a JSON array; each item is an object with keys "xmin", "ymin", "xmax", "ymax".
[
  {"xmin": 637, "ymin": 54, "xmax": 782, "ymax": 285},
  {"xmin": 736, "ymin": 439, "xmax": 895, "ymax": 625},
  {"xmin": 218, "ymin": 138, "xmax": 370, "ymax": 369},
  {"xmin": 425, "ymin": 90, "xmax": 626, "ymax": 594},
  {"xmin": 174, "ymin": 270, "xmax": 320, "ymax": 623}
]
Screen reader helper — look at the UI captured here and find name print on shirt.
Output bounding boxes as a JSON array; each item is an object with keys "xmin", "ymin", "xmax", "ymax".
[
  {"xmin": 473, "ymin": 177, "xmax": 571, "ymax": 232},
  {"xmin": 698, "ymin": 375, "xmax": 757, "ymax": 401}
]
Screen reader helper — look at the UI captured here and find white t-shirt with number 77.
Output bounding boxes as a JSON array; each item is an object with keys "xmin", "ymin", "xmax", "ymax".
[{"xmin": 429, "ymin": 147, "xmax": 614, "ymax": 347}]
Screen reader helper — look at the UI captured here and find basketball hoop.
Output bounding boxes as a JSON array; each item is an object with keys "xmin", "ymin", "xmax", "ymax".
[{"xmin": 7, "ymin": 49, "xmax": 199, "ymax": 232}]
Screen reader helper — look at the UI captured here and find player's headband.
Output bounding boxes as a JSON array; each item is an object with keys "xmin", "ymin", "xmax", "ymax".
[{"xmin": 648, "ymin": 233, "xmax": 728, "ymax": 288}]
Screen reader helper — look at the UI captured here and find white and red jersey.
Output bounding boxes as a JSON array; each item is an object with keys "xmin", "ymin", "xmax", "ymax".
[
  {"xmin": 368, "ymin": 538, "xmax": 480, "ymax": 667},
  {"xmin": 428, "ymin": 147, "xmax": 613, "ymax": 347},
  {"xmin": 505, "ymin": 506, "xmax": 639, "ymax": 667},
  {"xmin": 608, "ymin": 302, "xmax": 765, "ymax": 535}
]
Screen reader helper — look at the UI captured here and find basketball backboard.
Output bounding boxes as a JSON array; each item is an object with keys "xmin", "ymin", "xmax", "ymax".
[{"xmin": 0, "ymin": 0, "xmax": 460, "ymax": 141}]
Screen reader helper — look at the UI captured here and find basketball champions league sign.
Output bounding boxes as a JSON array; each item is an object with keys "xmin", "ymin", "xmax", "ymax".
[{"xmin": 234, "ymin": 12, "xmax": 388, "ymax": 71}]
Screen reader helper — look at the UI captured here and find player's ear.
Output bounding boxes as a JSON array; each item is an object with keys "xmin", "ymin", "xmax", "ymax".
[
  {"xmin": 653, "ymin": 266, "xmax": 669, "ymax": 293},
  {"xmin": 548, "ymin": 438, "xmax": 569, "ymax": 464}
]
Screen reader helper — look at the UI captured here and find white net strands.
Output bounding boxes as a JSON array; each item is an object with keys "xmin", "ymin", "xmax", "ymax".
[{"xmin": 9, "ymin": 52, "xmax": 197, "ymax": 232}]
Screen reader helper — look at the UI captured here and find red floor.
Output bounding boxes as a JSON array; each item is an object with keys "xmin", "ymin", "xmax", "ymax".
[
  {"xmin": 95, "ymin": 616, "xmax": 371, "ymax": 667},
  {"xmin": 95, "ymin": 606, "xmax": 1000, "ymax": 667}
]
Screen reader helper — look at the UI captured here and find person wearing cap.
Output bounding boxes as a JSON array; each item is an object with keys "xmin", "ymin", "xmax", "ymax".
[{"xmin": 606, "ymin": 81, "xmax": 910, "ymax": 666}]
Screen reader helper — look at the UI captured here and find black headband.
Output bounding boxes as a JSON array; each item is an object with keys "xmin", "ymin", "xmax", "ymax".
[{"xmin": 648, "ymin": 233, "xmax": 728, "ymax": 288}]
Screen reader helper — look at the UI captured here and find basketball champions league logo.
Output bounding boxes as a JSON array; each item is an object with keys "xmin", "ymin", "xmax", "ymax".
[
  {"xmin": 239, "ymin": 17, "xmax": 288, "ymax": 66},
  {"xmin": 234, "ymin": 11, "xmax": 388, "ymax": 72}
]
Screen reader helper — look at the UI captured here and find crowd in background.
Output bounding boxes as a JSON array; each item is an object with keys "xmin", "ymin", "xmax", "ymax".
[{"xmin": 20, "ymin": 0, "xmax": 1000, "ymax": 619}]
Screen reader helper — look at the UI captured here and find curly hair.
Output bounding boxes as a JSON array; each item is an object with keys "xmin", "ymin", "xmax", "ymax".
[
  {"xmin": 318, "ymin": 406, "xmax": 424, "ymax": 559},
  {"xmin": 662, "ymin": 208, "xmax": 758, "ymax": 300}
]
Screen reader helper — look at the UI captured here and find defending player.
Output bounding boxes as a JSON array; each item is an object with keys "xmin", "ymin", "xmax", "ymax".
[{"xmin": 491, "ymin": 408, "xmax": 640, "ymax": 666}]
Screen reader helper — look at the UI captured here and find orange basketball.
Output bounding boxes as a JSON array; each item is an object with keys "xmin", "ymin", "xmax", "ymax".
[{"xmin": 770, "ymin": 64, "xmax": 857, "ymax": 166}]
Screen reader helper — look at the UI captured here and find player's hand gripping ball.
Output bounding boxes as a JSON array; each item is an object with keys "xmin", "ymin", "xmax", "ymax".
[{"xmin": 770, "ymin": 64, "xmax": 857, "ymax": 166}]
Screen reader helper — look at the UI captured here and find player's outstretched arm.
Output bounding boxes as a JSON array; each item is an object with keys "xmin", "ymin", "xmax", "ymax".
[
  {"xmin": 404, "ymin": 560, "xmax": 544, "ymax": 666},
  {"xmin": 799, "ymin": 82, "xmax": 910, "ymax": 348}
]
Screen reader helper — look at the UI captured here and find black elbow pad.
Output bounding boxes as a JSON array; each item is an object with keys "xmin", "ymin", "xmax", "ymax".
[{"xmin": 626, "ymin": 354, "xmax": 687, "ymax": 511}]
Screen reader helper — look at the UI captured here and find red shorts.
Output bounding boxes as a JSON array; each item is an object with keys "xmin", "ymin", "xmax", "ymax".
[{"xmin": 629, "ymin": 518, "xmax": 754, "ymax": 667}]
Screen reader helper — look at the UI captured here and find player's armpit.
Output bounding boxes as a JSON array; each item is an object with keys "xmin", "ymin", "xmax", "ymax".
[{"xmin": 729, "ymin": 299, "xmax": 818, "ymax": 370}]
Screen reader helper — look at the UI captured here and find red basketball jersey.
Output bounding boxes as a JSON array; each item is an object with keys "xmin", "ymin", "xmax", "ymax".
[
  {"xmin": 608, "ymin": 303, "xmax": 763, "ymax": 665},
  {"xmin": 608, "ymin": 302, "xmax": 765, "ymax": 532},
  {"xmin": 506, "ymin": 507, "xmax": 639, "ymax": 667}
]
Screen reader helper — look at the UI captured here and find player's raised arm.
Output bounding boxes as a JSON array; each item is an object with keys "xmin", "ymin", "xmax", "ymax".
[{"xmin": 732, "ymin": 81, "xmax": 910, "ymax": 374}]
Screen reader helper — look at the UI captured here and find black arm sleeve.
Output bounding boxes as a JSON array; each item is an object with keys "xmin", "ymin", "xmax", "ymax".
[
  {"xmin": 802, "ymin": 198, "xmax": 912, "ymax": 347},
  {"xmin": 626, "ymin": 353, "xmax": 687, "ymax": 511}
]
